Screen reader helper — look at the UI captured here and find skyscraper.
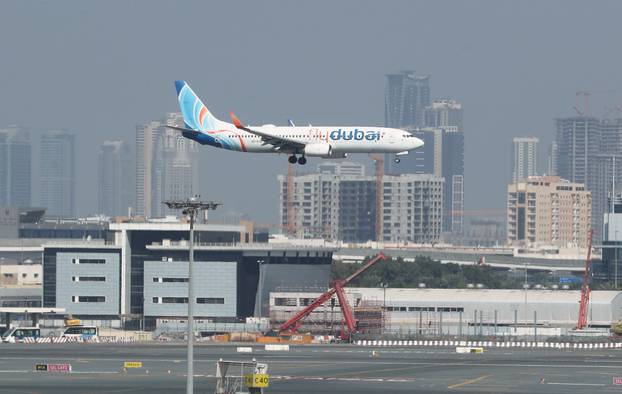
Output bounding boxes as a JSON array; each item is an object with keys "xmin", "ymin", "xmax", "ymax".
[
  {"xmin": 555, "ymin": 116, "xmax": 602, "ymax": 240},
  {"xmin": 385, "ymin": 71, "xmax": 430, "ymax": 129},
  {"xmin": 0, "ymin": 126, "xmax": 31, "ymax": 207},
  {"xmin": 555, "ymin": 117, "xmax": 600, "ymax": 186},
  {"xmin": 135, "ymin": 120, "xmax": 161, "ymax": 217},
  {"xmin": 383, "ymin": 72, "xmax": 465, "ymax": 234},
  {"xmin": 152, "ymin": 113, "xmax": 199, "ymax": 218},
  {"xmin": 511, "ymin": 137, "xmax": 539, "ymax": 182},
  {"xmin": 98, "ymin": 140, "xmax": 133, "ymax": 217},
  {"xmin": 424, "ymin": 99, "xmax": 463, "ymax": 130},
  {"xmin": 40, "ymin": 130, "xmax": 75, "ymax": 217}
]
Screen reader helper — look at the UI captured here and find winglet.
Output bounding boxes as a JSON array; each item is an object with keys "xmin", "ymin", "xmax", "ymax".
[{"xmin": 230, "ymin": 112, "xmax": 245, "ymax": 130}]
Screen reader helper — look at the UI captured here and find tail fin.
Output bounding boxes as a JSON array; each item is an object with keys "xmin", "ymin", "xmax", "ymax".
[{"xmin": 174, "ymin": 80, "xmax": 226, "ymax": 131}]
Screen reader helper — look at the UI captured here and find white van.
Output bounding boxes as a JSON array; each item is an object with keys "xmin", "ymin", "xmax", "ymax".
[
  {"xmin": 1, "ymin": 327, "xmax": 40, "ymax": 343},
  {"xmin": 62, "ymin": 326, "xmax": 98, "ymax": 340}
]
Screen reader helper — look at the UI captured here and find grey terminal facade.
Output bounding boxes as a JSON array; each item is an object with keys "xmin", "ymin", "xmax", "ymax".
[{"xmin": 41, "ymin": 221, "xmax": 333, "ymax": 329}]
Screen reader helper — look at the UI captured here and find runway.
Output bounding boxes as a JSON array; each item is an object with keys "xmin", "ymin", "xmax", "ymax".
[{"xmin": 0, "ymin": 343, "xmax": 621, "ymax": 393}]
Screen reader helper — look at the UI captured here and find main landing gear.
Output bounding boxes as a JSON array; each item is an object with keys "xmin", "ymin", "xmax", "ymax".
[
  {"xmin": 288, "ymin": 155, "xmax": 307, "ymax": 165},
  {"xmin": 394, "ymin": 157, "xmax": 401, "ymax": 163}
]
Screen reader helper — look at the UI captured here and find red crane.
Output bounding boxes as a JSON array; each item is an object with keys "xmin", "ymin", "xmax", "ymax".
[
  {"xmin": 279, "ymin": 252, "xmax": 388, "ymax": 340},
  {"xmin": 576, "ymin": 230, "xmax": 593, "ymax": 330}
]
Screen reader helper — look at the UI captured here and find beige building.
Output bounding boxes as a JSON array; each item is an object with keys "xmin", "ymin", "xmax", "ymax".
[
  {"xmin": 0, "ymin": 264, "xmax": 42, "ymax": 286},
  {"xmin": 507, "ymin": 176, "xmax": 591, "ymax": 247}
]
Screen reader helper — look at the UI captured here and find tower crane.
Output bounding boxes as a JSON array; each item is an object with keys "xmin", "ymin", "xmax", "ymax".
[{"xmin": 576, "ymin": 230, "xmax": 593, "ymax": 330}]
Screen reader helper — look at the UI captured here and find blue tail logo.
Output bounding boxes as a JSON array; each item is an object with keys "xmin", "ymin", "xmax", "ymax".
[{"xmin": 175, "ymin": 80, "xmax": 221, "ymax": 131}]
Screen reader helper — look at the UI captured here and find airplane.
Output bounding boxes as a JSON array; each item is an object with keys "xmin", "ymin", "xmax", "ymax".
[{"xmin": 169, "ymin": 80, "xmax": 424, "ymax": 165}]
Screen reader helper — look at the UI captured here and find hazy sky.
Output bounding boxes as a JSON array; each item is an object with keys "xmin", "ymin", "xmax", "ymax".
[{"xmin": 2, "ymin": 1, "xmax": 622, "ymax": 223}]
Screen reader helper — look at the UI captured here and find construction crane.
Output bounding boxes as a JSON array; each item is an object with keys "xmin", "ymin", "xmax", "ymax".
[
  {"xmin": 576, "ymin": 230, "xmax": 593, "ymax": 330},
  {"xmin": 575, "ymin": 91, "xmax": 591, "ymax": 116},
  {"xmin": 278, "ymin": 252, "xmax": 388, "ymax": 340},
  {"xmin": 369, "ymin": 154, "xmax": 384, "ymax": 242}
]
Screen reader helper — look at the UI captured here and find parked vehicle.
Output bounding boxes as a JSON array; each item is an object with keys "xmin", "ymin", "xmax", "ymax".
[
  {"xmin": 62, "ymin": 326, "xmax": 98, "ymax": 340},
  {"xmin": 1, "ymin": 327, "xmax": 40, "ymax": 343}
]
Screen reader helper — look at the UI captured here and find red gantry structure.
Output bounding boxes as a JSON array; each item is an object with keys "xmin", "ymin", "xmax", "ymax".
[
  {"xmin": 576, "ymin": 230, "xmax": 593, "ymax": 330},
  {"xmin": 279, "ymin": 252, "xmax": 388, "ymax": 340}
]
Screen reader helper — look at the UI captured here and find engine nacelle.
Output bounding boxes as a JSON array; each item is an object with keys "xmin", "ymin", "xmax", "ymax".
[{"xmin": 304, "ymin": 143, "xmax": 333, "ymax": 157}]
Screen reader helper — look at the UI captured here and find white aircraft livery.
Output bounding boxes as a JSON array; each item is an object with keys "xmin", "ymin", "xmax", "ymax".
[{"xmin": 171, "ymin": 80, "xmax": 424, "ymax": 165}]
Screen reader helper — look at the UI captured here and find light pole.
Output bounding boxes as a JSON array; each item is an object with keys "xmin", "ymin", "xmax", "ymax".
[{"xmin": 163, "ymin": 196, "xmax": 220, "ymax": 394}]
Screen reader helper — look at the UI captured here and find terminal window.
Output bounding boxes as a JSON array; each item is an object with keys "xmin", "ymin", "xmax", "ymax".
[
  {"xmin": 72, "ymin": 276, "xmax": 105, "ymax": 282},
  {"xmin": 72, "ymin": 296, "xmax": 105, "ymax": 303},
  {"xmin": 162, "ymin": 297, "xmax": 188, "ymax": 304},
  {"xmin": 197, "ymin": 298, "xmax": 225, "ymax": 304},
  {"xmin": 274, "ymin": 298, "xmax": 297, "ymax": 306},
  {"xmin": 72, "ymin": 259, "xmax": 105, "ymax": 264}
]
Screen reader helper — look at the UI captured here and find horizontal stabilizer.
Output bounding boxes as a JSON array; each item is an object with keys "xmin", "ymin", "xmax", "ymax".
[{"xmin": 164, "ymin": 125, "xmax": 201, "ymax": 136}]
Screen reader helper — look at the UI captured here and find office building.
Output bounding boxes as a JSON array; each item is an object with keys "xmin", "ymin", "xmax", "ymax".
[
  {"xmin": 40, "ymin": 220, "xmax": 333, "ymax": 328},
  {"xmin": 136, "ymin": 113, "xmax": 199, "ymax": 218},
  {"xmin": 98, "ymin": 140, "xmax": 133, "ymax": 217},
  {"xmin": 135, "ymin": 120, "xmax": 161, "ymax": 217},
  {"xmin": 555, "ymin": 117, "xmax": 622, "ymax": 242},
  {"xmin": 152, "ymin": 113, "xmax": 199, "ymax": 218},
  {"xmin": 424, "ymin": 99, "xmax": 463, "ymax": 130},
  {"xmin": 40, "ymin": 130, "xmax": 75, "ymax": 217},
  {"xmin": 0, "ymin": 126, "xmax": 31, "ymax": 207},
  {"xmin": 547, "ymin": 142, "xmax": 558, "ymax": 176},
  {"xmin": 512, "ymin": 137, "xmax": 539, "ymax": 182},
  {"xmin": 385, "ymin": 71, "xmax": 430, "ymax": 129},
  {"xmin": 600, "ymin": 196, "xmax": 622, "ymax": 285},
  {"xmin": 507, "ymin": 176, "xmax": 591, "ymax": 248},
  {"xmin": 278, "ymin": 162, "xmax": 444, "ymax": 243}
]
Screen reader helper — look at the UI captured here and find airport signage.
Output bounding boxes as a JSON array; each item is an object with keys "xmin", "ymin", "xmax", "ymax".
[
  {"xmin": 244, "ymin": 373, "xmax": 270, "ymax": 388},
  {"xmin": 613, "ymin": 377, "xmax": 622, "ymax": 385},
  {"xmin": 35, "ymin": 363, "xmax": 71, "ymax": 372},
  {"xmin": 124, "ymin": 361, "xmax": 143, "ymax": 369}
]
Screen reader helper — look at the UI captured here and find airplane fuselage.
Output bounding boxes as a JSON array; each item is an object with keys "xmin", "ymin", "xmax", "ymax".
[{"xmin": 184, "ymin": 125, "xmax": 422, "ymax": 156}]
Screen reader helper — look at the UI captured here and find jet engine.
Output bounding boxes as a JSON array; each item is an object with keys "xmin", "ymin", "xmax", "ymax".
[{"xmin": 304, "ymin": 143, "xmax": 333, "ymax": 157}]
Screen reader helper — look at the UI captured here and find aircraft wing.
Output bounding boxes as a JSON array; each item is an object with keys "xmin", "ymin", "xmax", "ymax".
[{"xmin": 230, "ymin": 112, "xmax": 306, "ymax": 152}]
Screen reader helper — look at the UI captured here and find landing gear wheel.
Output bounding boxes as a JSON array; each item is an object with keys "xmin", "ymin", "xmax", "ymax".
[
  {"xmin": 394, "ymin": 157, "xmax": 401, "ymax": 163},
  {"xmin": 298, "ymin": 156, "xmax": 307, "ymax": 165},
  {"xmin": 288, "ymin": 155, "xmax": 297, "ymax": 164}
]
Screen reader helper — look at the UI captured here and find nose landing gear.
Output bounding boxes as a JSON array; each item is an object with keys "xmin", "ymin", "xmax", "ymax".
[{"xmin": 394, "ymin": 157, "xmax": 401, "ymax": 163}]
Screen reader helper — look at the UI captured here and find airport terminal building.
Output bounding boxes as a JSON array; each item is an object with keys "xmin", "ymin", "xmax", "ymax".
[{"xmin": 38, "ymin": 221, "xmax": 334, "ymax": 329}]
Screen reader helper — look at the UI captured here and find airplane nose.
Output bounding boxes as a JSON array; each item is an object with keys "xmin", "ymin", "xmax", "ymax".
[{"xmin": 412, "ymin": 137, "xmax": 424, "ymax": 149}]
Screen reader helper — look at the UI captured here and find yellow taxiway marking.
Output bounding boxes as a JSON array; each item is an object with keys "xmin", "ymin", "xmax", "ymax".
[{"xmin": 448, "ymin": 374, "xmax": 490, "ymax": 389}]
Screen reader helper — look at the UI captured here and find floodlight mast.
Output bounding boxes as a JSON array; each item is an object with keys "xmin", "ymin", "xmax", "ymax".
[{"xmin": 162, "ymin": 196, "xmax": 220, "ymax": 394}]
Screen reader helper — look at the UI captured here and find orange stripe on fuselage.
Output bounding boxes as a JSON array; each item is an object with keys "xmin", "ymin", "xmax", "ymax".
[{"xmin": 237, "ymin": 134, "xmax": 247, "ymax": 152}]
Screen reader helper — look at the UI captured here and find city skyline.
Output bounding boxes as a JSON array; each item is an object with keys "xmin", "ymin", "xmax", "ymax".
[{"xmin": 1, "ymin": 1, "xmax": 622, "ymax": 224}]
